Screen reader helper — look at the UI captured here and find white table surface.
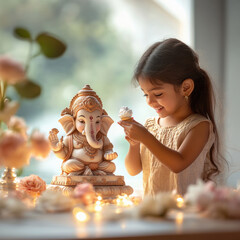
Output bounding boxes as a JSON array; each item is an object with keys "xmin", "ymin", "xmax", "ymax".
[{"xmin": 1, "ymin": 210, "xmax": 240, "ymax": 240}]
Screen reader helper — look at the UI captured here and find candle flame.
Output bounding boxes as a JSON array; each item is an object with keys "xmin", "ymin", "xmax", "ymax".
[
  {"xmin": 97, "ymin": 195, "xmax": 102, "ymax": 201},
  {"xmin": 176, "ymin": 195, "xmax": 184, "ymax": 208},
  {"xmin": 73, "ymin": 207, "xmax": 89, "ymax": 222},
  {"xmin": 116, "ymin": 194, "xmax": 133, "ymax": 207},
  {"xmin": 94, "ymin": 204, "xmax": 102, "ymax": 212}
]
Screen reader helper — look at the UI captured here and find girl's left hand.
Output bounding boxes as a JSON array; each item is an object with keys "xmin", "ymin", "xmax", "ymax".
[{"xmin": 118, "ymin": 119, "xmax": 148, "ymax": 143}]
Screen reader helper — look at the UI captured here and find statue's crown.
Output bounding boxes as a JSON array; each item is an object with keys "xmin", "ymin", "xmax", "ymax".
[
  {"xmin": 78, "ymin": 84, "xmax": 96, "ymax": 95},
  {"xmin": 69, "ymin": 85, "xmax": 103, "ymax": 116}
]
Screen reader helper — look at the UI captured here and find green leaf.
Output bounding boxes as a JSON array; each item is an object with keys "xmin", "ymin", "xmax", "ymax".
[
  {"xmin": 16, "ymin": 168, "xmax": 23, "ymax": 177},
  {"xmin": 13, "ymin": 27, "xmax": 32, "ymax": 41},
  {"xmin": 35, "ymin": 32, "xmax": 66, "ymax": 58},
  {"xmin": 14, "ymin": 80, "xmax": 41, "ymax": 99}
]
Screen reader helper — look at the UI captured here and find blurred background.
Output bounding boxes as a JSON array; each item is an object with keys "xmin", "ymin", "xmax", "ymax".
[{"xmin": 0, "ymin": 0, "xmax": 239, "ymax": 194}]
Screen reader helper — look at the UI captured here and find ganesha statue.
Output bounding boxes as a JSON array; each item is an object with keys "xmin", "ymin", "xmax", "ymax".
[{"xmin": 49, "ymin": 85, "xmax": 118, "ymax": 176}]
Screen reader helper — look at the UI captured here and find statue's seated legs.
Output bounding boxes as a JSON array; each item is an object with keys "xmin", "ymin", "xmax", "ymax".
[
  {"xmin": 98, "ymin": 160, "xmax": 116, "ymax": 174},
  {"xmin": 62, "ymin": 159, "xmax": 85, "ymax": 175},
  {"xmin": 62, "ymin": 159, "xmax": 116, "ymax": 176}
]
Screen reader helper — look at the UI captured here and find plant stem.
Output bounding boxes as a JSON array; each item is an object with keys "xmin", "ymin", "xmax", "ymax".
[
  {"xmin": 0, "ymin": 80, "xmax": 7, "ymax": 110},
  {"xmin": 31, "ymin": 51, "xmax": 41, "ymax": 59},
  {"xmin": 0, "ymin": 80, "xmax": 3, "ymax": 99},
  {"xmin": 25, "ymin": 41, "xmax": 41, "ymax": 74},
  {"xmin": 25, "ymin": 41, "xmax": 33, "ymax": 74}
]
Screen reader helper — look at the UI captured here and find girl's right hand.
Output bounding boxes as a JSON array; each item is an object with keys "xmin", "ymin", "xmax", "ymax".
[
  {"xmin": 118, "ymin": 119, "xmax": 147, "ymax": 144},
  {"xmin": 125, "ymin": 135, "xmax": 139, "ymax": 146}
]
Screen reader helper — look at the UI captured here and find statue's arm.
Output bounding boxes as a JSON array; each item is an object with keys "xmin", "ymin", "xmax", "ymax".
[
  {"xmin": 103, "ymin": 135, "xmax": 114, "ymax": 152},
  {"xmin": 49, "ymin": 128, "xmax": 71, "ymax": 160},
  {"xmin": 103, "ymin": 136, "xmax": 118, "ymax": 160},
  {"xmin": 53, "ymin": 136, "xmax": 70, "ymax": 160}
]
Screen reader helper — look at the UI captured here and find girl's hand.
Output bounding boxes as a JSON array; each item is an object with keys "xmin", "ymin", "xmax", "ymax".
[
  {"xmin": 118, "ymin": 119, "xmax": 148, "ymax": 144},
  {"xmin": 125, "ymin": 135, "xmax": 139, "ymax": 146}
]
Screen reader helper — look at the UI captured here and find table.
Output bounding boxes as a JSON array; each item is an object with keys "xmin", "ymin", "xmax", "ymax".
[{"xmin": 1, "ymin": 210, "xmax": 240, "ymax": 240}]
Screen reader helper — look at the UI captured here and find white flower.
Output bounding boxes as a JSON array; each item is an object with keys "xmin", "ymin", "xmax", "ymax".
[
  {"xmin": 137, "ymin": 192, "xmax": 176, "ymax": 217},
  {"xmin": 35, "ymin": 189, "xmax": 74, "ymax": 213},
  {"xmin": 0, "ymin": 196, "xmax": 27, "ymax": 218},
  {"xmin": 184, "ymin": 179, "xmax": 215, "ymax": 205}
]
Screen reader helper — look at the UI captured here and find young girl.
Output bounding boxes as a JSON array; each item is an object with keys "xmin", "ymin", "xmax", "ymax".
[{"xmin": 119, "ymin": 38, "xmax": 222, "ymax": 196}]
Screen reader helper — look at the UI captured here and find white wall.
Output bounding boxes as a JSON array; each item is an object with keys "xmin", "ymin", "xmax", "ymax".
[
  {"xmin": 194, "ymin": 0, "xmax": 240, "ymax": 187},
  {"xmin": 225, "ymin": 0, "xmax": 240, "ymax": 187}
]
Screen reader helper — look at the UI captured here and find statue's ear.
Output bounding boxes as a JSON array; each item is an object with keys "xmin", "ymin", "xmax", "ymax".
[
  {"xmin": 58, "ymin": 114, "xmax": 75, "ymax": 135},
  {"xmin": 101, "ymin": 115, "xmax": 114, "ymax": 135}
]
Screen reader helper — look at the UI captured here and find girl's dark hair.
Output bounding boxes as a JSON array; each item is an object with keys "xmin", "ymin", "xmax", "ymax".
[{"xmin": 133, "ymin": 38, "xmax": 222, "ymax": 181}]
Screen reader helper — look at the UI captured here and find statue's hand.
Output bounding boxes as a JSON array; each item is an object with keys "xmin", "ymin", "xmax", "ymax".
[
  {"xmin": 48, "ymin": 128, "xmax": 63, "ymax": 151},
  {"xmin": 104, "ymin": 150, "xmax": 118, "ymax": 161}
]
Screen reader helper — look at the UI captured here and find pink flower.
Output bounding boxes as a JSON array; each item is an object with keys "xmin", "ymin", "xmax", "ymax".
[
  {"xmin": 205, "ymin": 191, "xmax": 240, "ymax": 219},
  {"xmin": 73, "ymin": 183, "xmax": 95, "ymax": 205},
  {"xmin": 30, "ymin": 129, "xmax": 51, "ymax": 159},
  {"xmin": 18, "ymin": 175, "xmax": 46, "ymax": 196},
  {"xmin": 0, "ymin": 56, "xmax": 25, "ymax": 84},
  {"xmin": 187, "ymin": 181, "xmax": 240, "ymax": 219},
  {"xmin": 0, "ymin": 131, "xmax": 31, "ymax": 168},
  {"xmin": 8, "ymin": 116, "xmax": 28, "ymax": 138},
  {"xmin": 196, "ymin": 191, "xmax": 215, "ymax": 211},
  {"xmin": 204, "ymin": 181, "xmax": 216, "ymax": 192}
]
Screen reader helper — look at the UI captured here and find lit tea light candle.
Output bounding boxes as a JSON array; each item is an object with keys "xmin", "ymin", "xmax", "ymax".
[
  {"xmin": 94, "ymin": 204, "xmax": 102, "ymax": 212},
  {"xmin": 73, "ymin": 207, "xmax": 90, "ymax": 223},
  {"xmin": 116, "ymin": 194, "xmax": 134, "ymax": 207},
  {"xmin": 97, "ymin": 195, "xmax": 102, "ymax": 201},
  {"xmin": 175, "ymin": 195, "xmax": 185, "ymax": 208},
  {"xmin": 93, "ymin": 194, "xmax": 103, "ymax": 212}
]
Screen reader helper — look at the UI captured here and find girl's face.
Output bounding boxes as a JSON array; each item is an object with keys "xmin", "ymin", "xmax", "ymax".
[{"xmin": 138, "ymin": 77, "xmax": 188, "ymax": 119}]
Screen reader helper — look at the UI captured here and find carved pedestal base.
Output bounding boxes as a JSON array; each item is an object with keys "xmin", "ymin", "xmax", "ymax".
[{"xmin": 49, "ymin": 175, "xmax": 133, "ymax": 198}]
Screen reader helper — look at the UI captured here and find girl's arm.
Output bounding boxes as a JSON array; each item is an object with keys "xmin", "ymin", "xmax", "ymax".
[
  {"xmin": 119, "ymin": 120, "xmax": 209, "ymax": 173},
  {"xmin": 124, "ymin": 139, "xmax": 142, "ymax": 176}
]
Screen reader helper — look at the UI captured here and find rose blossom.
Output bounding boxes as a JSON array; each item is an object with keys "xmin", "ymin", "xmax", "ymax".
[
  {"xmin": 0, "ymin": 131, "xmax": 31, "ymax": 168},
  {"xmin": 18, "ymin": 175, "xmax": 46, "ymax": 196},
  {"xmin": 73, "ymin": 183, "xmax": 95, "ymax": 205},
  {"xmin": 0, "ymin": 56, "xmax": 25, "ymax": 84},
  {"xmin": 8, "ymin": 115, "xmax": 28, "ymax": 138},
  {"xmin": 30, "ymin": 129, "xmax": 51, "ymax": 159}
]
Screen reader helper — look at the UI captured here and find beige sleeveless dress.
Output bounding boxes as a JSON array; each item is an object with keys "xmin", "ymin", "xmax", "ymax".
[{"xmin": 140, "ymin": 114, "xmax": 215, "ymax": 196}]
